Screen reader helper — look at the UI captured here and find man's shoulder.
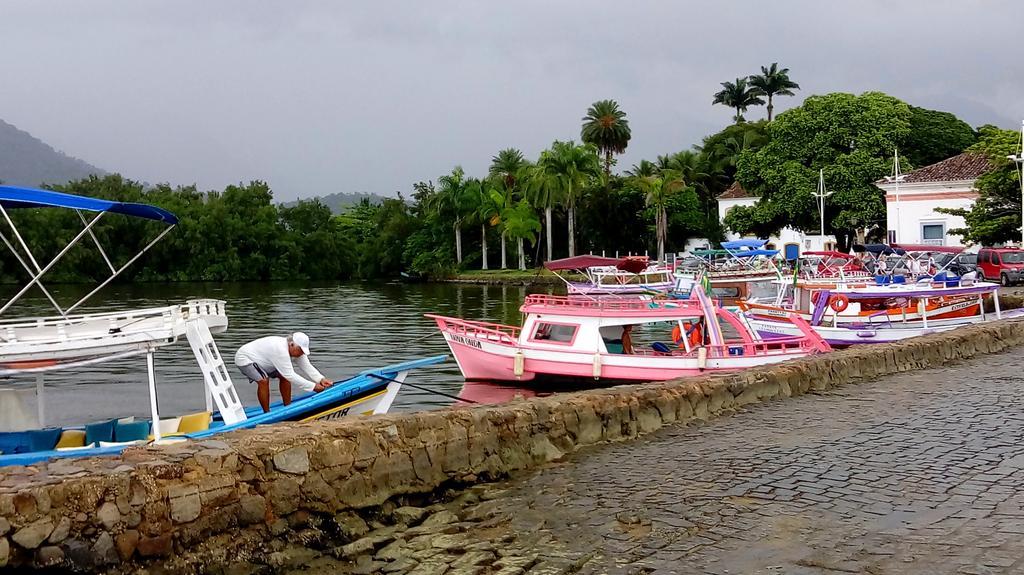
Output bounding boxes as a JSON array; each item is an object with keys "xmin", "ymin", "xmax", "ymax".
[{"xmin": 242, "ymin": 335, "xmax": 287, "ymax": 350}]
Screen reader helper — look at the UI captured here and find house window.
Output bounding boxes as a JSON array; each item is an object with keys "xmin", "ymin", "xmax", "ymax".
[
  {"xmin": 921, "ymin": 223, "xmax": 945, "ymax": 245},
  {"xmin": 887, "ymin": 230, "xmax": 896, "ymax": 243},
  {"xmin": 531, "ymin": 322, "xmax": 577, "ymax": 343}
]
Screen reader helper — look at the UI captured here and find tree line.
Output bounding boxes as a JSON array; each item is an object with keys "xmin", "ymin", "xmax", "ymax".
[{"xmin": 0, "ymin": 63, "xmax": 1009, "ymax": 284}]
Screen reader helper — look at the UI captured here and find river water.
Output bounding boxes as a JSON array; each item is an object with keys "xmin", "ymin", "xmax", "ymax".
[{"xmin": 0, "ymin": 281, "xmax": 558, "ymax": 427}]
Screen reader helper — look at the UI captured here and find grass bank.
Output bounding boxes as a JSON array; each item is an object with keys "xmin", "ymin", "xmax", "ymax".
[{"xmin": 437, "ymin": 268, "xmax": 567, "ymax": 286}]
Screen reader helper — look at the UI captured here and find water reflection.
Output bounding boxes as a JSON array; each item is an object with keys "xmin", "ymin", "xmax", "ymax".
[{"xmin": 0, "ymin": 281, "xmax": 565, "ymax": 426}]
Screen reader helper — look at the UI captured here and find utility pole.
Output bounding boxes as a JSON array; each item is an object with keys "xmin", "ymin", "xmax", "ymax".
[
  {"xmin": 811, "ymin": 168, "xmax": 833, "ymax": 248},
  {"xmin": 1008, "ymin": 121, "xmax": 1024, "ymax": 247},
  {"xmin": 883, "ymin": 150, "xmax": 904, "ymax": 243}
]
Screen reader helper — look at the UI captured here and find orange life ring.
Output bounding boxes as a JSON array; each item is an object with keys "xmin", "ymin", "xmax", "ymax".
[
  {"xmin": 811, "ymin": 291, "xmax": 823, "ymax": 305},
  {"xmin": 829, "ymin": 294, "xmax": 850, "ymax": 313}
]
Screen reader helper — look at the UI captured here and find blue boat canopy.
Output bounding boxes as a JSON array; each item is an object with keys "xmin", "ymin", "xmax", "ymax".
[
  {"xmin": 0, "ymin": 186, "xmax": 178, "ymax": 224},
  {"xmin": 721, "ymin": 239, "xmax": 768, "ymax": 250}
]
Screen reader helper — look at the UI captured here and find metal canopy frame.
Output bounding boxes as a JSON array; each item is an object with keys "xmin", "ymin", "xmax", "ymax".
[{"xmin": 0, "ymin": 205, "xmax": 175, "ymax": 318}]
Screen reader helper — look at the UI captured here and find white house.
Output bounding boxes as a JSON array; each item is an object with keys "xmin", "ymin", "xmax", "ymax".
[
  {"xmin": 875, "ymin": 152, "xmax": 991, "ymax": 248},
  {"xmin": 717, "ymin": 182, "xmax": 837, "ymax": 259}
]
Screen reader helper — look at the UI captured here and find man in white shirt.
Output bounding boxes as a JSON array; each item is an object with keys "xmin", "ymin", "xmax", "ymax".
[{"xmin": 234, "ymin": 332, "xmax": 333, "ymax": 413}]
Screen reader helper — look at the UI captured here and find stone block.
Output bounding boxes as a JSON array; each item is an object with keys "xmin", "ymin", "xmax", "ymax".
[
  {"xmin": 273, "ymin": 446, "xmax": 310, "ymax": 475},
  {"xmin": 35, "ymin": 545, "xmax": 64, "ymax": 567},
  {"xmin": 115, "ymin": 529, "xmax": 140, "ymax": 561},
  {"xmin": 97, "ymin": 501, "xmax": 121, "ymax": 529},
  {"xmin": 92, "ymin": 531, "xmax": 119, "ymax": 565},
  {"xmin": 137, "ymin": 533, "xmax": 173, "ymax": 558},
  {"xmin": 12, "ymin": 518, "xmax": 53, "ymax": 550}
]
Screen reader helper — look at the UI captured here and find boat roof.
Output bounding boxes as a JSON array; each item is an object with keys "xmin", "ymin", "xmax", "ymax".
[
  {"xmin": 722, "ymin": 239, "xmax": 767, "ymax": 249},
  {"xmin": 691, "ymin": 248, "xmax": 779, "ymax": 258},
  {"xmin": 803, "ymin": 251, "xmax": 855, "ymax": 259},
  {"xmin": 836, "ymin": 281, "xmax": 998, "ymax": 298},
  {"xmin": 520, "ymin": 294, "xmax": 705, "ymax": 319},
  {"xmin": 0, "ymin": 185, "xmax": 178, "ymax": 224},
  {"xmin": 852, "ymin": 243, "xmax": 905, "ymax": 255},
  {"xmin": 545, "ymin": 255, "xmax": 649, "ymax": 273}
]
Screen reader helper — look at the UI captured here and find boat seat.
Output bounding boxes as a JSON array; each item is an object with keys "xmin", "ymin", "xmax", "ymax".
[{"xmin": 651, "ymin": 342, "xmax": 672, "ymax": 355}]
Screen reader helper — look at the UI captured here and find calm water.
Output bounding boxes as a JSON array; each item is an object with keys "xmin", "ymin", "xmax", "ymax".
[{"xmin": 0, "ymin": 281, "xmax": 557, "ymax": 427}]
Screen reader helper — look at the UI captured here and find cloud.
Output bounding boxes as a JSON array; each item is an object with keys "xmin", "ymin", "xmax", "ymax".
[{"xmin": 0, "ymin": 0, "xmax": 1020, "ymax": 200}]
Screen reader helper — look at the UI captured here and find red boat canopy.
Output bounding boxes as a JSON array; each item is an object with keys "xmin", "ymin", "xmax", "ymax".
[
  {"xmin": 544, "ymin": 255, "xmax": 650, "ymax": 273},
  {"xmin": 892, "ymin": 244, "xmax": 965, "ymax": 254},
  {"xmin": 803, "ymin": 251, "xmax": 855, "ymax": 259}
]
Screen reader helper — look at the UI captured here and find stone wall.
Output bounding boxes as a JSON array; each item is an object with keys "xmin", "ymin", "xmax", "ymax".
[{"xmin": 3, "ymin": 317, "xmax": 1024, "ymax": 572}]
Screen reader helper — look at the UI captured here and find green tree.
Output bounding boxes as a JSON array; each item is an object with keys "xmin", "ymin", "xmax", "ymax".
[
  {"xmin": 902, "ymin": 106, "xmax": 977, "ymax": 168},
  {"xmin": 937, "ymin": 125, "xmax": 1019, "ymax": 245},
  {"xmin": 581, "ymin": 100, "xmax": 631, "ymax": 180},
  {"xmin": 488, "ymin": 148, "xmax": 530, "ymax": 268},
  {"xmin": 729, "ymin": 92, "xmax": 913, "ymax": 251},
  {"xmin": 466, "ymin": 177, "xmax": 501, "ymax": 270},
  {"xmin": 430, "ymin": 166, "xmax": 472, "ymax": 264},
  {"xmin": 633, "ymin": 171, "xmax": 686, "ymax": 261},
  {"xmin": 712, "ymin": 78, "xmax": 765, "ymax": 123},
  {"xmin": 748, "ymin": 63, "xmax": 800, "ymax": 122},
  {"xmin": 534, "ymin": 140, "xmax": 602, "ymax": 257},
  {"xmin": 502, "ymin": 200, "xmax": 542, "ymax": 269}
]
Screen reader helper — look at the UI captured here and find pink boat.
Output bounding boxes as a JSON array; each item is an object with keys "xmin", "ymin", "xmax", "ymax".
[{"xmin": 426, "ymin": 289, "xmax": 831, "ymax": 383}]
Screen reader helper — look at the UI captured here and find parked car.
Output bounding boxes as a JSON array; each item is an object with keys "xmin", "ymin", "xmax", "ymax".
[
  {"xmin": 977, "ymin": 248, "xmax": 1024, "ymax": 286},
  {"xmin": 932, "ymin": 252, "xmax": 978, "ymax": 277}
]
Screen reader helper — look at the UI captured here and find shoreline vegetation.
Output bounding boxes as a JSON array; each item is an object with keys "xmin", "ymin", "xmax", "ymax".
[{"xmin": 2, "ymin": 70, "xmax": 1016, "ymax": 286}]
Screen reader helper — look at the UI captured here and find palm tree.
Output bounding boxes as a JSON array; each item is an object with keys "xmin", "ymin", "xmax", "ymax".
[
  {"xmin": 633, "ymin": 170, "xmax": 686, "ymax": 261},
  {"xmin": 748, "ymin": 63, "xmax": 799, "ymax": 122},
  {"xmin": 712, "ymin": 78, "xmax": 765, "ymax": 123},
  {"xmin": 489, "ymin": 149, "xmax": 530, "ymax": 268},
  {"xmin": 489, "ymin": 148, "xmax": 528, "ymax": 188},
  {"xmin": 466, "ymin": 178, "xmax": 500, "ymax": 270},
  {"xmin": 503, "ymin": 200, "xmax": 541, "ymax": 270},
  {"xmin": 433, "ymin": 166, "xmax": 471, "ymax": 264},
  {"xmin": 524, "ymin": 162, "xmax": 562, "ymax": 263},
  {"xmin": 581, "ymin": 100, "xmax": 631, "ymax": 180},
  {"xmin": 626, "ymin": 159, "xmax": 659, "ymax": 178},
  {"xmin": 534, "ymin": 140, "xmax": 602, "ymax": 258}
]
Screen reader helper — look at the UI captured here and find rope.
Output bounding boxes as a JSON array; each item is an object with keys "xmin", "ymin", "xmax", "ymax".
[{"xmin": 366, "ymin": 372, "xmax": 479, "ymax": 404}]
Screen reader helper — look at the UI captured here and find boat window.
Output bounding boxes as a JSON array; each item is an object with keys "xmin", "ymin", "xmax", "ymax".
[{"xmin": 532, "ymin": 322, "xmax": 577, "ymax": 343}]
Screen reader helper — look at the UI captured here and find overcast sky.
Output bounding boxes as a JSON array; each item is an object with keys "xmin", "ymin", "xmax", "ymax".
[{"xmin": 1, "ymin": 1, "xmax": 1021, "ymax": 201}]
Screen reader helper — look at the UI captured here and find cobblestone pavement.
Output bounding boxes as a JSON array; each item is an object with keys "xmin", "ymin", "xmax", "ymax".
[{"xmin": 480, "ymin": 348, "xmax": 1024, "ymax": 575}]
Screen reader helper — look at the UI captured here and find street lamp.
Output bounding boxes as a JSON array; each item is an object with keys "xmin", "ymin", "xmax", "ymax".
[
  {"xmin": 1007, "ymin": 120, "xmax": 1024, "ymax": 247},
  {"xmin": 812, "ymin": 168, "xmax": 833, "ymax": 247},
  {"xmin": 882, "ymin": 149, "xmax": 904, "ymax": 243}
]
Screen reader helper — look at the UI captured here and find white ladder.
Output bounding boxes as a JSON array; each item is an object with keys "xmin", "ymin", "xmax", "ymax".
[{"xmin": 185, "ymin": 319, "xmax": 247, "ymax": 425}]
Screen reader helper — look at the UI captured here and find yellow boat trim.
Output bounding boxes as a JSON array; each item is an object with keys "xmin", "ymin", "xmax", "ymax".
[{"xmin": 299, "ymin": 389, "xmax": 388, "ymax": 422}]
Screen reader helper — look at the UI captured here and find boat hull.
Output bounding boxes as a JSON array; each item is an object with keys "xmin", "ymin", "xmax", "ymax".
[{"xmin": 438, "ymin": 329, "xmax": 811, "ymax": 383}]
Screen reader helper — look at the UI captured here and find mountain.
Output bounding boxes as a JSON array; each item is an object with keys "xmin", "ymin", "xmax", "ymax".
[
  {"xmin": 0, "ymin": 120, "xmax": 106, "ymax": 187},
  {"xmin": 283, "ymin": 191, "xmax": 390, "ymax": 214}
]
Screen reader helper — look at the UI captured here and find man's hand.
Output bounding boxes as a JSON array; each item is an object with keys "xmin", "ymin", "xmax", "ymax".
[{"xmin": 313, "ymin": 378, "xmax": 333, "ymax": 393}]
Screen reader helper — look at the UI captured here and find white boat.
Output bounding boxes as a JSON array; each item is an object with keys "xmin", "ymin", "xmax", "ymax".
[
  {"xmin": 550, "ymin": 255, "xmax": 676, "ymax": 295},
  {"xmin": 0, "ymin": 185, "xmax": 445, "ymax": 466}
]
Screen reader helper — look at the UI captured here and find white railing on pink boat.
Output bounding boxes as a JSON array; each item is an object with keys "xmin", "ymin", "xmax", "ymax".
[{"xmin": 522, "ymin": 294, "xmax": 702, "ymax": 313}]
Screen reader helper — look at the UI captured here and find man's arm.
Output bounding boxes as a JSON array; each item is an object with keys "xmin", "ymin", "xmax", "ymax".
[{"xmin": 297, "ymin": 354, "xmax": 332, "ymax": 389}]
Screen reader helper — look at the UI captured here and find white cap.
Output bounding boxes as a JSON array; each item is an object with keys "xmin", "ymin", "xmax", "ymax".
[{"xmin": 292, "ymin": 332, "xmax": 311, "ymax": 355}]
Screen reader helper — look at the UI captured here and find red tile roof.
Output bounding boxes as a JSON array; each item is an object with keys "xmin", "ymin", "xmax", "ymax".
[
  {"xmin": 895, "ymin": 152, "xmax": 992, "ymax": 184},
  {"xmin": 717, "ymin": 181, "xmax": 756, "ymax": 199}
]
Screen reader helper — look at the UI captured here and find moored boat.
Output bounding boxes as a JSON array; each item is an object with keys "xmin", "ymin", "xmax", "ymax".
[
  {"xmin": 427, "ymin": 286, "xmax": 830, "ymax": 383},
  {"xmin": 0, "ymin": 185, "xmax": 447, "ymax": 466},
  {"xmin": 741, "ymin": 273, "xmax": 1021, "ymax": 346}
]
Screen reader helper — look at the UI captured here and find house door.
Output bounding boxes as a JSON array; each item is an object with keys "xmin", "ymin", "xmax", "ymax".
[{"xmin": 784, "ymin": 243, "xmax": 800, "ymax": 261}]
